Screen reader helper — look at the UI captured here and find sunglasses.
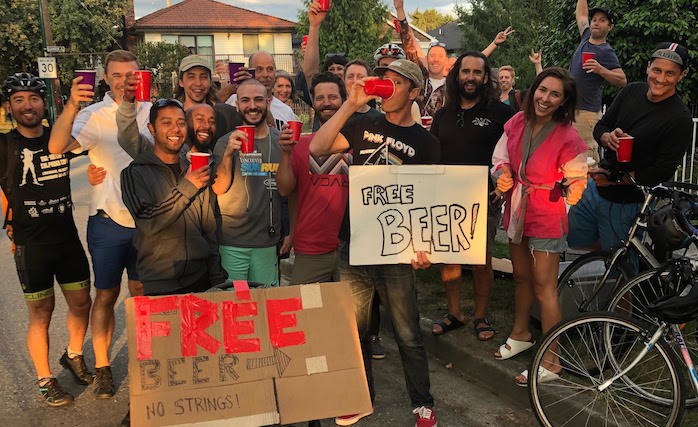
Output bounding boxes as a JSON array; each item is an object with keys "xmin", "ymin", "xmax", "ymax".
[{"xmin": 429, "ymin": 41, "xmax": 447, "ymax": 49}]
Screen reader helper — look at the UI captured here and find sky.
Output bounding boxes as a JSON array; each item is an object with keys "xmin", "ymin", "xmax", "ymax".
[{"xmin": 133, "ymin": 0, "xmax": 459, "ymax": 22}]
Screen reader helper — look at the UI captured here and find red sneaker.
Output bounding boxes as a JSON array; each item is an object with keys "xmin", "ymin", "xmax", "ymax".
[
  {"xmin": 413, "ymin": 406, "xmax": 438, "ymax": 427},
  {"xmin": 335, "ymin": 408, "xmax": 374, "ymax": 426}
]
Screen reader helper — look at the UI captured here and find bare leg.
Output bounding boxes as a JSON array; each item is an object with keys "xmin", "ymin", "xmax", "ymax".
[
  {"xmin": 91, "ymin": 287, "xmax": 120, "ymax": 368},
  {"xmin": 432, "ymin": 264, "xmax": 465, "ymax": 334},
  {"xmin": 26, "ymin": 296, "xmax": 56, "ymax": 378},
  {"xmin": 61, "ymin": 287, "xmax": 91, "ymax": 354},
  {"xmin": 530, "ymin": 250, "xmax": 562, "ymax": 371},
  {"xmin": 472, "ymin": 254, "xmax": 495, "ymax": 340}
]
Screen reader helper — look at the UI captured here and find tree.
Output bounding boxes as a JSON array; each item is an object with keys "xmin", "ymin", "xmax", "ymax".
[
  {"xmin": 409, "ymin": 8, "xmax": 451, "ymax": 32},
  {"xmin": 133, "ymin": 42, "xmax": 191, "ymax": 98},
  {"xmin": 456, "ymin": 0, "xmax": 546, "ymax": 90},
  {"xmin": 296, "ymin": 0, "xmax": 390, "ymax": 65},
  {"xmin": 0, "ymin": 0, "xmax": 127, "ymax": 89},
  {"xmin": 539, "ymin": 0, "xmax": 698, "ymax": 107}
]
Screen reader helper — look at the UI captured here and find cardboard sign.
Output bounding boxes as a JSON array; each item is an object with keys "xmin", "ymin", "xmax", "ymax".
[
  {"xmin": 125, "ymin": 282, "xmax": 371, "ymax": 427},
  {"xmin": 349, "ymin": 165, "xmax": 489, "ymax": 265}
]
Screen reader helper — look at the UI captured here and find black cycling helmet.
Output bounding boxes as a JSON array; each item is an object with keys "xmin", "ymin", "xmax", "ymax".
[
  {"xmin": 647, "ymin": 259, "xmax": 698, "ymax": 324},
  {"xmin": 647, "ymin": 204, "xmax": 692, "ymax": 254},
  {"xmin": 2, "ymin": 72, "xmax": 47, "ymax": 98}
]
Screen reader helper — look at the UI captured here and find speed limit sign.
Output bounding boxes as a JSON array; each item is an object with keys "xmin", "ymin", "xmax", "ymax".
[{"xmin": 37, "ymin": 57, "xmax": 58, "ymax": 78}]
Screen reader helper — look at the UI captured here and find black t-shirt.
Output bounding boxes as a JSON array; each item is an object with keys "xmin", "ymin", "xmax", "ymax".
[
  {"xmin": 9, "ymin": 128, "xmax": 79, "ymax": 245},
  {"xmin": 431, "ymin": 100, "xmax": 514, "ymax": 191},
  {"xmin": 593, "ymin": 82, "xmax": 693, "ymax": 203},
  {"xmin": 340, "ymin": 114, "xmax": 440, "ymax": 165}
]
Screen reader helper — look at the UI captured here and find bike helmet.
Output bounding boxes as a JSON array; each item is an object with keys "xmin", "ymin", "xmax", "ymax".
[
  {"xmin": 647, "ymin": 259, "xmax": 698, "ymax": 324},
  {"xmin": 373, "ymin": 43, "xmax": 406, "ymax": 63},
  {"xmin": 2, "ymin": 72, "xmax": 47, "ymax": 98},
  {"xmin": 647, "ymin": 204, "xmax": 692, "ymax": 254}
]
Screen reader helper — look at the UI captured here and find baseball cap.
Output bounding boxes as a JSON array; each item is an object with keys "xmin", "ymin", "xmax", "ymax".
[
  {"xmin": 374, "ymin": 60, "xmax": 424, "ymax": 90},
  {"xmin": 589, "ymin": 7, "xmax": 615, "ymax": 25},
  {"xmin": 651, "ymin": 42, "xmax": 689, "ymax": 70},
  {"xmin": 179, "ymin": 55, "xmax": 212, "ymax": 75}
]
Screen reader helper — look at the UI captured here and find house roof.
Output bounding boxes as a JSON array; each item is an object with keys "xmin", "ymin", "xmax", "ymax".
[
  {"xmin": 134, "ymin": 0, "xmax": 296, "ymax": 32},
  {"xmin": 427, "ymin": 22, "xmax": 463, "ymax": 50}
]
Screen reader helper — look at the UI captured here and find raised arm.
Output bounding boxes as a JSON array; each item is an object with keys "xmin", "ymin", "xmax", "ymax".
[
  {"xmin": 301, "ymin": 0, "xmax": 327, "ymax": 88},
  {"xmin": 48, "ymin": 76, "xmax": 91, "ymax": 154},
  {"xmin": 310, "ymin": 78, "xmax": 377, "ymax": 156},
  {"xmin": 482, "ymin": 27, "xmax": 514, "ymax": 57},
  {"xmin": 394, "ymin": 0, "xmax": 427, "ymax": 69},
  {"xmin": 276, "ymin": 124, "xmax": 297, "ymax": 197},
  {"xmin": 576, "ymin": 0, "xmax": 590, "ymax": 36},
  {"xmin": 529, "ymin": 49, "xmax": 543, "ymax": 75},
  {"xmin": 117, "ymin": 72, "xmax": 153, "ymax": 158}
]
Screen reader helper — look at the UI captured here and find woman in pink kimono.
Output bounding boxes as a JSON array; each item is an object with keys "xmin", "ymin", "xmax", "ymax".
[{"xmin": 491, "ymin": 67, "xmax": 588, "ymax": 385}]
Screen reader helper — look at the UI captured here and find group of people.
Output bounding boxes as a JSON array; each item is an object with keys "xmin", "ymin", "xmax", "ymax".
[{"xmin": 0, "ymin": 0, "xmax": 694, "ymax": 426}]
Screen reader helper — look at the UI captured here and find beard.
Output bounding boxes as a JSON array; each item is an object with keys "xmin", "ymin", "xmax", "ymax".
[
  {"xmin": 187, "ymin": 127, "xmax": 214, "ymax": 152},
  {"xmin": 243, "ymin": 108, "xmax": 268, "ymax": 126},
  {"xmin": 458, "ymin": 80, "xmax": 485, "ymax": 100},
  {"xmin": 12, "ymin": 108, "xmax": 44, "ymax": 128},
  {"xmin": 316, "ymin": 106, "xmax": 339, "ymax": 124}
]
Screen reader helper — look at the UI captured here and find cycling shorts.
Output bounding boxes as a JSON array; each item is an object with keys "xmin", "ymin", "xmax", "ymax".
[{"xmin": 14, "ymin": 238, "xmax": 90, "ymax": 301}]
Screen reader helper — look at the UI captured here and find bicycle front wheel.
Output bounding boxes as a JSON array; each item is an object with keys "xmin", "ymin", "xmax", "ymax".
[
  {"xmin": 529, "ymin": 313, "xmax": 685, "ymax": 427},
  {"xmin": 607, "ymin": 268, "xmax": 698, "ymax": 407},
  {"xmin": 557, "ymin": 251, "xmax": 629, "ymax": 318}
]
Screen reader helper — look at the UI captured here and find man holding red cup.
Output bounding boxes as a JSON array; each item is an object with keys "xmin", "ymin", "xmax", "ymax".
[
  {"xmin": 310, "ymin": 59, "xmax": 439, "ymax": 427},
  {"xmin": 568, "ymin": 42, "xmax": 692, "ymax": 254},
  {"xmin": 570, "ymin": 0, "xmax": 627, "ymax": 164},
  {"xmin": 213, "ymin": 79, "xmax": 285, "ymax": 287}
]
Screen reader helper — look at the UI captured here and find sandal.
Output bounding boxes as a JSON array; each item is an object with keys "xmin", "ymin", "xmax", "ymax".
[
  {"xmin": 494, "ymin": 336, "xmax": 535, "ymax": 360},
  {"xmin": 432, "ymin": 313, "xmax": 465, "ymax": 335},
  {"xmin": 473, "ymin": 318, "xmax": 495, "ymax": 341},
  {"xmin": 515, "ymin": 367, "xmax": 561, "ymax": 387}
]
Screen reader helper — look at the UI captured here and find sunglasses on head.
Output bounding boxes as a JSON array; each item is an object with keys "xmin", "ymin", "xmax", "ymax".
[
  {"xmin": 153, "ymin": 98, "xmax": 184, "ymax": 109},
  {"xmin": 378, "ymin": 47, "xmax": 404, "ymax": 56},
  {"xmin": 429, "ymin": 41, "xmax": 447, "ymax": 48}
]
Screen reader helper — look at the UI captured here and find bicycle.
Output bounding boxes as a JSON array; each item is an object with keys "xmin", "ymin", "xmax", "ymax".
[
  {"xmin": 529, "ymin": 254, "xmax": 698, "ymax": 426},
  {"xmin": 557, "ymin": 181, "xmax": 698, "ymax": 316}
]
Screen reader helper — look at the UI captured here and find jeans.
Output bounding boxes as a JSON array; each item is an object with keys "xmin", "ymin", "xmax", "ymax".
[{"xmin": 338, "ymin": 243, "xmax": 433, "ymax": 408}]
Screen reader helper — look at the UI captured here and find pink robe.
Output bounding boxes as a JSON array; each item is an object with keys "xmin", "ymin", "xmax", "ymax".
[{"xmin": 492, "ymin": 112, "xmax": 587, "ymax": 240}]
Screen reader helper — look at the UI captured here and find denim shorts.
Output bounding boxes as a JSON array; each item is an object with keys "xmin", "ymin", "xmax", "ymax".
[{"xmin": 527, "ymin": 236, "xmax": 568, "ymax": 253}]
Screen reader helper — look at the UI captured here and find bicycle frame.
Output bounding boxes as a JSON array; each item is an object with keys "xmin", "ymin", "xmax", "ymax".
[{"xmin": 597, "ymin": 322, "xmax": 698, "ymax": 396}]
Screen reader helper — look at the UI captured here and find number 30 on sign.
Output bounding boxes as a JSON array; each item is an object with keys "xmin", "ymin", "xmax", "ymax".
[{"xmin": 38, "ymin": 57, "xmax": 58, "ymax": 79}]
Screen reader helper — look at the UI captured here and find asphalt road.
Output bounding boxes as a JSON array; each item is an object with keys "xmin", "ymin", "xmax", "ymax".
[{"xmin": 0, "ymin": 156, "xmax": 535, "ymax": 426}]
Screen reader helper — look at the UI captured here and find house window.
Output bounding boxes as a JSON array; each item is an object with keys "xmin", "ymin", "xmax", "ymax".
[
  {"xmin": 162, "ymin": 34, "xmax": 213, "ymax": 57},
  {"xmin": 242, "ymin": 34, "xmax": 274, "ymax": 55}
]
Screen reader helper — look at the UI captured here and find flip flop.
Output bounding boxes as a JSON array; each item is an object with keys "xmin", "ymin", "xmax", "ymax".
[
  {"xmin": 494, "ymin": 337, "xmax": 535, "ymax": 360},
  {"xmin": 473, "ymin": 318, "xmax": 495, "ymax": 341},
  {"xmin": 515, "ymin": 367, "xmax": 561, "ymax": 387},
  {"xmin": 432, "ymin": 313, "xmax": 465, "ymax": 335}
]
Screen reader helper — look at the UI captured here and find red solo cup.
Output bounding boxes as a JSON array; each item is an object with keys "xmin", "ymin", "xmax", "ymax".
[
  {"xmin": 421, "ymin": 116, "xmax": 433, "ymax": 127},
  {"xmin": 363, "ymin": 79, "xmax": 395, "ymax": 99},
  {"xmin": 190, "ymin": 152, "xmax": 210, "ymax": 171},
  {"xmin": 302, "ymin": 35, "xmax": 309, "ymax": 46},
  {"xmin": 393, "ymin": 19, "xmax": 400, "ymax": 33},
  {"xmin": 617, "ymin": 136, "xmax": 634, "ymax": 162},
  {"xmin": 287, "ymin": 120, "xmax": 302, "ymax": 142},
  {"xmin": 74, "ymin": 70, "xmax": 96, "ymax": 89},
  {"xmin": 582, "ymin": 52, "xmax": 595, "ymax": 65},
  {"xmin": 318, "ymin": 0, "xmax": 330, "ymax": 12},
  {"xmin": 237, "ymin": 125, "xmax": 256, "ymax": 153},
  {"xmin": 134, "ymin": 70, "xmax": 152, "ymax": 102},
  {"xmin": 228, "ymin": 62, "xmax": 245, "ymax": 82}
]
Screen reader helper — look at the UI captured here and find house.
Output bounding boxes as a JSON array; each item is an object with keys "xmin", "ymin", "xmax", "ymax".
[
  {"xmin": 428, "ymin": 22, "xmax": 463, "ymax": 55},
  {"xmin": 131, "ymin": 0, "xmax": 297, "ymax": 73}
]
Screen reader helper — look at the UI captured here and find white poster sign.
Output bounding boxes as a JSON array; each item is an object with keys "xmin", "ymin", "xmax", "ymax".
[{"xmin": 349, "ymin": 165, "xmax": 489, "ymax": 266}]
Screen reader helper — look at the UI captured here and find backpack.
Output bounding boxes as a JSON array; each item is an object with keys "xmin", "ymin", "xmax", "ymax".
[{"xmin": 0, "ymin": 130, "xmax": 19, "ymax": 229}]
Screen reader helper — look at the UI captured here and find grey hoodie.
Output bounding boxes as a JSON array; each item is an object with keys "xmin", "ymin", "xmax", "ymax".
[{"xmin": 121, "ymin": 151, "xmax": 226, "ymax": 295}]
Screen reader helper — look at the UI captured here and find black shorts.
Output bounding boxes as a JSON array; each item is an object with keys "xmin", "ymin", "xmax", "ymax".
[{"xmin": 14, "ymin": 238, "xmax": 90, "ymax": 301}]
